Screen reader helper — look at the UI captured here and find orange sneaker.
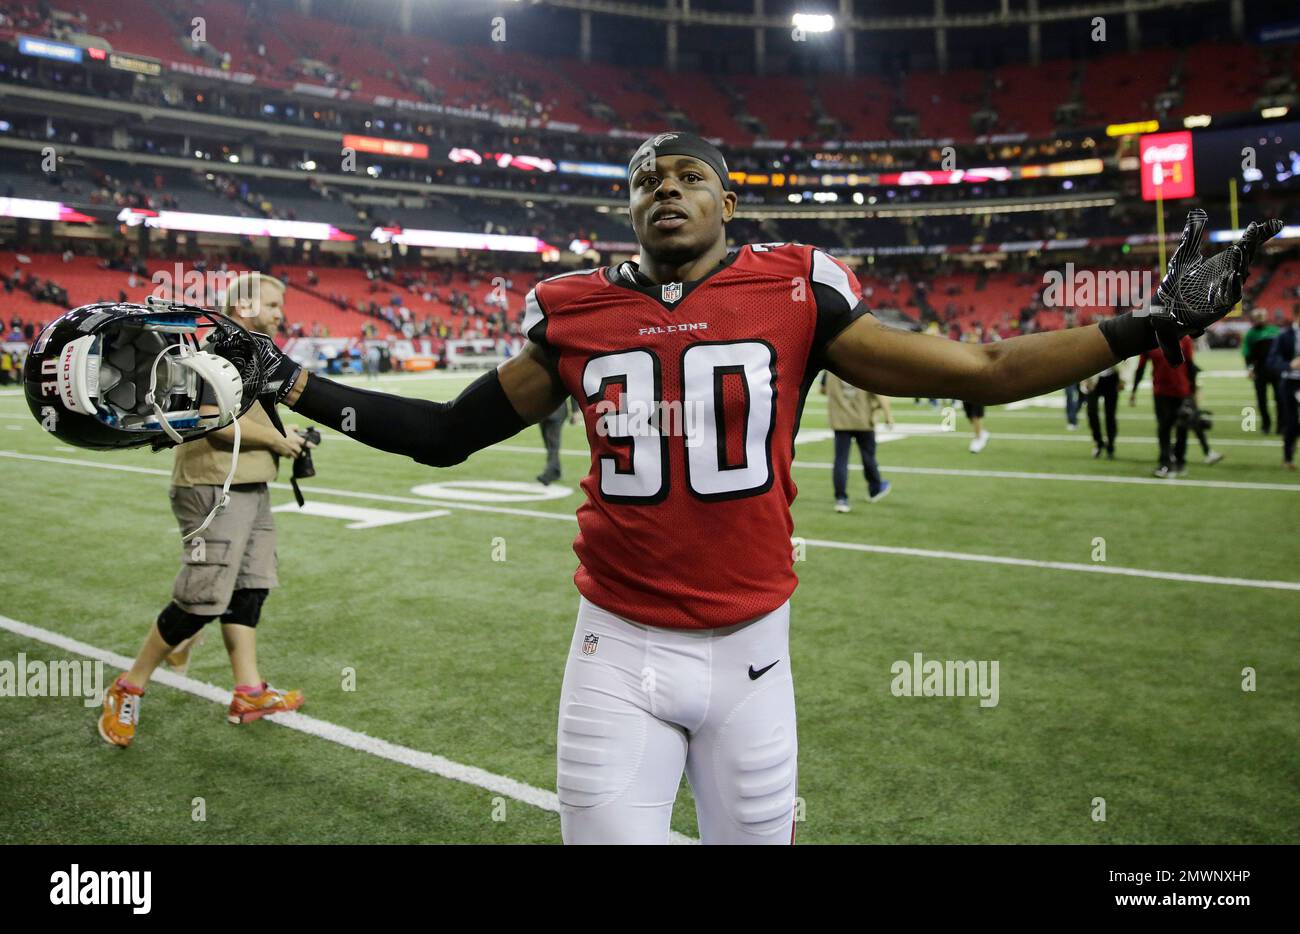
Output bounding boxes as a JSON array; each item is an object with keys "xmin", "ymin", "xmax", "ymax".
[
  {"xmin": 98, "ymin": 676, "xmax": 144, "ymax": 748},
  {"xmin": 227, "ymin": 682, "xmax": 304, "ymax": 725},
  {"xmin": 164, "ymin": 631, "xmax": 204, "ymax": 674}
]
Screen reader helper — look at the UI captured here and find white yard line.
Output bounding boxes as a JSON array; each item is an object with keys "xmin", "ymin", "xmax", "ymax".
[
  {"xmin": 2, "ymin": 449, "xmax": 1296, "ymax": 589},
  {"xmin": 0, "ymin": 613, "xmax": 698, "ymax": 845},
  {"xmin": 792, "ymin": 461, "xmax": 1300, "ymax": 492},
  {"xmin": 490, "ymin": 445, "xmax": 1299, "ymax": 490},
  {"xmin": 806, "ymin": 409, "xmax": 1261, "ymax": 424},
  {"xmin": 798, "ymin": 539, "xmax": 1300, "ymax": 591},
  {"xmin": 0, "ymin": 450, "xmax": 581, "ymax": 520},
  {"xmin": 803, "ymin": 431, "xmax": 1280, "ymax": 448}
]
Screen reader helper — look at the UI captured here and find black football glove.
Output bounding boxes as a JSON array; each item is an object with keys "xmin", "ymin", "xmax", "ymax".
[
  {"xmin": 209, "ymin": 327, "xmax": 302, "ymax": 404},
  {"xmin": 1147, "ymin": 210, "xmax": 1284, "ymax": 365},
  {"xmin": 245, "ymin": 331, "xmax": 302, "ymax": 403}
]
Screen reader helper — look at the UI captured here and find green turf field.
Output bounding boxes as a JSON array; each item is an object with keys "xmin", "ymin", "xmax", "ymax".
[{"xmin": 1, "ymin": 348, "xmax": 1295, "ymax": 844}]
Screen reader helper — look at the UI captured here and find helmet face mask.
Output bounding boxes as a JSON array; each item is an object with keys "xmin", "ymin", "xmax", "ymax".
[{"xmin": 24, "ymin": 300, "xmax": 269, "ymax": 451}]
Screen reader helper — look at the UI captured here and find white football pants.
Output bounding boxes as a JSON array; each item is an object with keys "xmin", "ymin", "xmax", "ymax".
[{"xmin": 557, "ymin": 595, "xmax": 798, "ymax": 845}]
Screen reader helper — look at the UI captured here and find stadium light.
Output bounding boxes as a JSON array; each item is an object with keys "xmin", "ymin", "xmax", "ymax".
[
  {"xmin": 1210, "ymin": 223, "xmax": 1300, "ymax": 243},
  {"xmin": 792, "ymin": 13, "xmax": 835, "ymax": 33},
  {"xmin": 1105, "ymin": 120, "xmax": 1159, "ymax": 137},
  {"xmin": 0, "ymin": 197, "xmax": 94, "ymax": 223}
]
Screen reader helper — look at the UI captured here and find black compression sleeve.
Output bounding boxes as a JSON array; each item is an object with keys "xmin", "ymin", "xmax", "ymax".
[
  {"xmin": 1098, "ymin": 312, "xmax": 1159, "ymax": 359},
  {"xmin": 290, "ymin": 368, "xmax": 527, "ymax": 467}
]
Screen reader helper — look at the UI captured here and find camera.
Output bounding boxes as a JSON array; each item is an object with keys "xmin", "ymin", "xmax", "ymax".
[{"xmin": 292, "ymin": 426, "xmax": 322, "ymax": 480}]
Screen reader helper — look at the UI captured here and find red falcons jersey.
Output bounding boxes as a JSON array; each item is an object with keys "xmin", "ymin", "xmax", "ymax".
[{"xmin": 523, "ymin": 242, "xmax": 869, "ymax": 629}]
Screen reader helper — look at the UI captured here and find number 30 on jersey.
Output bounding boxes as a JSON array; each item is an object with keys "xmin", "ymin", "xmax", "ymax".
[{"xmin": 582, "ymin": 341, "xmax": 777, "ymax": 504}]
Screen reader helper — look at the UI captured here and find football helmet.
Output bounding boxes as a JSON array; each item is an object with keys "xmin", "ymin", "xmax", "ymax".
[{"xmin": 23, "ymin": 298, "xmax": 269, "ymax": 451}]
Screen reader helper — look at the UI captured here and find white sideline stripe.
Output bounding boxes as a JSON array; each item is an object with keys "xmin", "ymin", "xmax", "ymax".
[
  {"xmin": 802, "ymin": 408, "xmax": 1257, "ymax": 424},
  {"xmin": 794, "ymin": 462, "xmax": 1300, "ymax": 492},
  {"xmin": 365, "ymin": 372, "xmax": 484, "ymax": 384},
  {"xmin": 4, "ymin": 445, "xmax": 1298, "ymax": 499},
  {"xmin": 925, "ymin": 434, "xmax": 1279, "ymax": 447},
  {"xmin": 0, "ymin": 613, "xmax": 697, "ymax": 845},
  {"xmin": 896, "ymin": 431, "xmax": 1279, "ymax": 448},
  {"xmin": 2, "ymin": 450, "xmax": 1297, "ymax": 590},
  {"xmin": 0, "ymin": 451, "xmax": 582, "ymax": 520},
  {"xmin": 503, "ymin": 421, "xmax": 1281, "ymax": 450},
  {"xmin": 490, "ymin": 445, "xmax": 1298, "ymax": 492},
  {"xmin": 799, "ymin": 541, "xmax": 1300, "ymax": 591},
  {"xmin": 0, "ymin": 450, "xmax": 175, "ymax": 475},
  {"xmin": 281, "ymin": 481, "xmax": 577, "ymax": 522}
]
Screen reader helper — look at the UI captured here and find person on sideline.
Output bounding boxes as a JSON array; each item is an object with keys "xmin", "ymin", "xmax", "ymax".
[
  {"xmin": 1131, "ymin": 334, "xmax": 1195, "ymax": 479},
  {"xmin": 821, "ymin": 370, "xmax": 893, "ymax": 512},
  {"xmin": 1267, "ymin": 304, "xmax": 1300, "ymax": 469},
  {"xmin": 1242, "ymin": 307, "xmax": 1280, "ymax": 435},
  {"xmin": 98, "ymin": 273, "xmax": 311, "ymax": 748}
]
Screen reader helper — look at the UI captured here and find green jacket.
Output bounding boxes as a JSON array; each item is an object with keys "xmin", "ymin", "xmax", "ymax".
[{"xmin": 1242, "ymin": 324, "xmax": 1280, "ymax": 369}]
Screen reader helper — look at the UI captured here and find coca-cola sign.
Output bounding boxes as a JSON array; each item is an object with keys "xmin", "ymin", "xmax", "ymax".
[{"xmin": 1139, "ymin": 131, "xmax": 1196, "ymax": 201}]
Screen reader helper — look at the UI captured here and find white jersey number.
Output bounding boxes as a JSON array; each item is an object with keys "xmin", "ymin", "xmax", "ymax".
[{"xmin": 582, "ymin": 342, "xmax": 776, "ymax": 503}]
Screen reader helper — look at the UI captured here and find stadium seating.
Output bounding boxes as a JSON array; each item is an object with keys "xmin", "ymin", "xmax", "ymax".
[
  {"xmin": 814, "ymin": 74, "xmax": 898, "ymax": 142},
  {"xmin": 4, "ymin": 3, "xmax": 1296, "ymax": 146},
  {"xmin": 647, "ymin": 66, "xmax": 749, "ymax": 142},
  {"xmin": 57, "ymin": 0, "xmax": 208, "ymax": 67},
  {"xmin": 1249, "ymin": 257, "xmax": 1300, "ymax": 319},
  {"xmin": 2, "ymin": 252, "xmax": 157, "ymax": 308},
  {"xmin": 1079, "ymin": 48, "xmax": 1179, "ymax": 128},
  {"xmin": 726, "ymin": 73, "xmax": 819, "ymax": 142},
  {"xmin": 990, "ymin": 61, "xmax": 1072, "ymax": 138},
  {"xmin": 1, "ymin": 2, "xmax": 1295, "ymax": 347},
  {"xmin": 0, "ymin": 249, "xmax": 549, "ymax": 340},
  {"xmin": 904, "ymin": 68, "xmax": 988, "ymax": 139},
  {"xmin": 153, "ymin": 0, "xmax": 298, "ymax": 77},
  {"xmin": 1178, "ymin": 40, "xmax": 1266, "ymax": 118}
]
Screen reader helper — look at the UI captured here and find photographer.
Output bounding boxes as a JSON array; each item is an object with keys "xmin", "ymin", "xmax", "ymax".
[
  {"xmin": 1182, "ymin": 360, "xmax": 1224, "ymax": 466},
  {"xmin": 98, "ymin": 273, "xmax": 314, "ymax": 748}
]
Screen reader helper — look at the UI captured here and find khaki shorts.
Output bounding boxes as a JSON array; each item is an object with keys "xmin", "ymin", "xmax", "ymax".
[{"xmin": 170, "ymin": 484, "xmax": 278, "ymax": 615}]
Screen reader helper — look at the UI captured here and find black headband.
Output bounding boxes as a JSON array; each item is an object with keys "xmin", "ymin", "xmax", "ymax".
[{"xmin": 627, "ymin": 132, "xmax": 731, "ymax": 191}]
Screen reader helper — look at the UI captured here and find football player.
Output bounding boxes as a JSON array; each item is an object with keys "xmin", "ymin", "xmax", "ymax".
[{"xmin": 226, "ymin": 133, "xmax": 1281, "ymax": 843}]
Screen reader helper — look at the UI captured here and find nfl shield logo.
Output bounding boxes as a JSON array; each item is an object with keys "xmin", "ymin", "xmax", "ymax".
[
  {"xmin": 581, "ymin": 632, "xmax": 600, "ymax": 655},
  {"xmin": 662, "ymin": 282, "xmax": 683, "ymax": 304}
]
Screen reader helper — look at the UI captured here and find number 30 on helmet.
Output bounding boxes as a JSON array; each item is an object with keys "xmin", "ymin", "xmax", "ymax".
[{"xmin": 23, "ymin": 299, "xmax": 269, "ymax": 450}]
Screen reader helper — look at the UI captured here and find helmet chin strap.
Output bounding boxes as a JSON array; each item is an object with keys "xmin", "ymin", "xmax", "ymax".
[
  {"xmin": 181, "ymin": 417, "xmax": 240, "ymax": 543},
  {"xmin": 146, "ymin": 342, "xmax": 242, "ymax": 542}
]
